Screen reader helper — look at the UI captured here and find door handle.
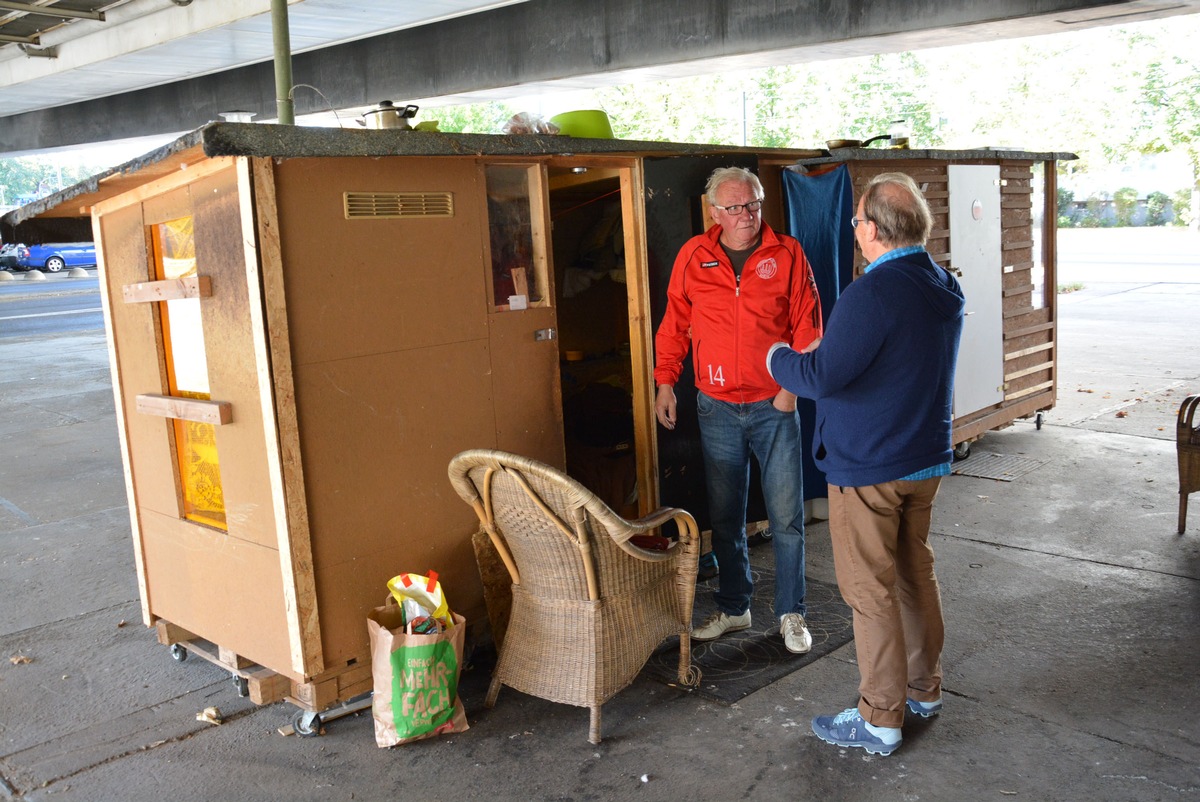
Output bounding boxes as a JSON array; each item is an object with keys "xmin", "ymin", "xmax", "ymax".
[{"xmin": 534, "ymin": 328, "xmax": 557, "ymax": 342}]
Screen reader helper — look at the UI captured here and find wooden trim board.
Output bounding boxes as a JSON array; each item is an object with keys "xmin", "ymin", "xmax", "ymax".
[
  {"xmin": 622, "ymin": 162, "xmax": 659, "ymax": 515},
  {"xmin": 136, "ymin": 393, "xmax": 232, "ymax": 424},
  {"xmin": 123, "ymin": 275, "xmax": 211, "ymax": 303},
  {"xmin": 245, "ymin": 156, "xmax": 325, "ymax": 678}
]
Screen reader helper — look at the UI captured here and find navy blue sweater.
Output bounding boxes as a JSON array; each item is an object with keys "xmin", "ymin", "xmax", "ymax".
[{"xmin": 767, "ymin": 250, "xmax": 965, "ymax": 487}]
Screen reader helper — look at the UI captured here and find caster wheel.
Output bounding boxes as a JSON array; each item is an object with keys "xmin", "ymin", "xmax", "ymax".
[
  {"xmin": 170, "ymin": 643, "xmax": 188, "ymax": 662},
  {"xmin": 953, "ymin": 442, "xmax": 971, "ymax": 461},
  {"xmin": 233, "ymin": 674, "xmax": 249, "ymax": 697},
  {"xmin": 1035, "ymin": 411, "xmax": 1044, "ymax": 430},
  {"xmin": 292, "ymin": 710, "xmax": 322, "ymax": 738}
]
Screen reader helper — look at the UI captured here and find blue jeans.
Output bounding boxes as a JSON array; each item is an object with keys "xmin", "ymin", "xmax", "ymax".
[{"xmin": 696, "ymin": 391, "xmax": 807, "ymax": 619}]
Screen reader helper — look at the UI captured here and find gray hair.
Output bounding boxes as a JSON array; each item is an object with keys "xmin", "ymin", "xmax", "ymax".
[
  {"xmin": 705, "ymin": 166, "xmax": 763, "ymax": 205},
  {"xmin": 861, "ymin": 172, "xmax": 932, "ymax": 248}
]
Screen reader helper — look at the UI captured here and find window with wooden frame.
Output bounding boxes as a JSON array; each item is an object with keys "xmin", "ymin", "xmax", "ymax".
[
  {"xmin": 150, "ymin": 216, "xmax": 227, "ymax": 530},
  {"xmin": 483, "ymin": 164, "xmax": 551, "ymax": 311}
]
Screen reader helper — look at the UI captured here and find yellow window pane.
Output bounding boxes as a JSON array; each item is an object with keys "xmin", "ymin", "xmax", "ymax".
[{"xmin": 152, "ymin": 217, "xmax": 226, "ymax": 530}]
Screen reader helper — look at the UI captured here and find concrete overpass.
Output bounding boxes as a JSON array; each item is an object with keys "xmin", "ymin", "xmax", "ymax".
[{"xmin": 1, "ymin": 0, "xmax": 1199, "ymax": 156}]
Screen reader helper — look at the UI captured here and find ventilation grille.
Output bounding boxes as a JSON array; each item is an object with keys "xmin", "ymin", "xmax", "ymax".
[{"xmin": 344, "ymin": 192, "xmax": 454, "ymax": 219}]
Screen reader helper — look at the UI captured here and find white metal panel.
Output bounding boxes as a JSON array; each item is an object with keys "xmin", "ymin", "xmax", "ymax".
[{"xmin": 948, "ymin": 164, "xmax": 1004, "ymax": 417}]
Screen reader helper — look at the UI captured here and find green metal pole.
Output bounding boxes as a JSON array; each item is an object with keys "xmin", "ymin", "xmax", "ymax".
[{"xmin": 272, "ymin": 0, "xmax": 294, "ymax": 125}]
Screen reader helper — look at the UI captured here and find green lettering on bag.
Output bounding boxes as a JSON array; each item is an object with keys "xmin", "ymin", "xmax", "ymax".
[{"xmin": 390, "ymin": 640, "xmax": 459, "ymax": 737}]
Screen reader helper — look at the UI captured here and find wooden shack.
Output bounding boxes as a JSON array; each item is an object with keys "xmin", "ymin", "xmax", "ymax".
[
  {"xmin": 786, "ymin": 149, "xmax": 1063, "ymax": 450},
  {"xmin": 2, "ymin": 124, "xmax": 1072, "ymax": 718}
]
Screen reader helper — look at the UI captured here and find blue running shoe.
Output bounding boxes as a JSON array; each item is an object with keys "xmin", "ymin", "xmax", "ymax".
[
  {"xmin": 811, "ymin": 708, "xmax": 901, "ymax": 756},
  {"xmin": 906, "ymin": 697, "xmax": 942, "ymax": 718}
]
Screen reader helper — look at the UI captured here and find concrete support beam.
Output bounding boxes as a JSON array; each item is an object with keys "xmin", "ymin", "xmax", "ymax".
[{"xmin": 2, "ymin": 0, "xmax": 1197, "ymax": 155}]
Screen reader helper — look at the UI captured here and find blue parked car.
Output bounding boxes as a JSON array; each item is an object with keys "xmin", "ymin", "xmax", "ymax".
[{"xmin": 15, "ymin": 242, "xmax": 97, "ymax": 273}]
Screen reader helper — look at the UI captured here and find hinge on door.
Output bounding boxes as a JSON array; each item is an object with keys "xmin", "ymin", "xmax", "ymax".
[{"xmin": 534, "ymin": 328, "xmax": 557, "ymax": 341}]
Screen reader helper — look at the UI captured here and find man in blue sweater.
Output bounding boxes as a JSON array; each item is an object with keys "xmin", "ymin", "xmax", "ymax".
[{"xmin": 766, "ymin": 172, "xmax": 965, "ymax": 756}]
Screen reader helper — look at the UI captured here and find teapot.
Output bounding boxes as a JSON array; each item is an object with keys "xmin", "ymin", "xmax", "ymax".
[{"xmin": 358, "ymin": 101, "xmax": 419, "ymax": 130}]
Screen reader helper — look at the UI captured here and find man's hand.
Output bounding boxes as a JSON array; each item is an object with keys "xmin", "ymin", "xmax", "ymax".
[
  {"xmin": 801, "ymin": 336, "xmax": 823, "ymax": 354},
  {"xmin": 655, "ymin": 384, "xmax": 678, "ymax": 430},
  {"xmin": 772, "ymin": 388, "xmax": 797, "ymax": 413}
]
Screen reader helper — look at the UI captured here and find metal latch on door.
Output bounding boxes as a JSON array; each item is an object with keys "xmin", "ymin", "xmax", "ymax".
[{"xmin": 534, "ymin": 328, "xmax": 557, "ymax": 341}]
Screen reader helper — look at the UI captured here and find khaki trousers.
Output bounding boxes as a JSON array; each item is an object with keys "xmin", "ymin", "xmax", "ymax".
[{"xmin": 828, "ymin": 478, "xmax": 945, "ymax": 729}]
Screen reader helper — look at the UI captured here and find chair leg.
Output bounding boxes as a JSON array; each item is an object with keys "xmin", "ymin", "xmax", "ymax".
[
  {"xmin": 1181, "ymin": 492, "xmax": 1189, "ymax": 535},
  {"xmin": 588, "ymin": 705, "xmax": 602, "ymax": 744},
  {"xmin": 485, "ymin": 673, "xmax": 503, "ymax": 708},
  {"xmin": 677, "ymin": 631, "xmax": 691, "ymax": 685}
]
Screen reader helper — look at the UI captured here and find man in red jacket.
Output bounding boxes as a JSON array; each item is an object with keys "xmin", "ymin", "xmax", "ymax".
[{"xmin": 654, "ymin": 166, "xmax": 823, "ymax": 653}]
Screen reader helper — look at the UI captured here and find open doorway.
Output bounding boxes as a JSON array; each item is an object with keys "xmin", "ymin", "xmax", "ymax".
[{"xmin": 546, "ymin": 163, "xmax": 642, "ymax": 518}]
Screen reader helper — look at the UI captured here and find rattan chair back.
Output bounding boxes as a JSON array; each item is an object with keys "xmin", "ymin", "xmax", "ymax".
[{"xmin": 448, "ymin": 448, "xmax": 700, "ymax": 743}]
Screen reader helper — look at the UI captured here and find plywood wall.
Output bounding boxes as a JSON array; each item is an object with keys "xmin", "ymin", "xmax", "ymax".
[
  {"xmin": 96, "ymin": 163, "xmax": 295, "ymax": 674},
  {"xmin": 271, "ymin": 156, "xmax": 498, "ymax": 665}
]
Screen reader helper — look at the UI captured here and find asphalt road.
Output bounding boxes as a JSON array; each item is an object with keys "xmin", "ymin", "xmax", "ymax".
[
  {"xmin": 0, "ymin": 230, "xmax": 1198, "ymax": 801},
  {"xmin": 0, "ymin": 270, "xmax": 102, "ymax": 339}
]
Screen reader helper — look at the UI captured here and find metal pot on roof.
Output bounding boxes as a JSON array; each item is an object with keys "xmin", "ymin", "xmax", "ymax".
[{"xmin": 358, "ymin": 100, "xmax": 419, "ymax": 130}]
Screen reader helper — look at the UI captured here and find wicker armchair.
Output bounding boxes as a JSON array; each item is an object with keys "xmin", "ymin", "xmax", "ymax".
[
  {"xmin": 1179, "ymin": 395, "xmax": 1200, "ymax": 533},
  {"xmin": 448, "ymin": 448, "xmax": 700, "ymax": 744}
]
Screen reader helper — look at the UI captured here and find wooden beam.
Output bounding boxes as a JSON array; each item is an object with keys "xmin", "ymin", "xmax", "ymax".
[
  {"xmin": 136, "ymin": 393, "xmax": 232, "ymax": 425},
  {"xmin": 123, "ymin": 275, "xmax": 211, "ymax": 303},
  {"xmin": 1006, "ymin": 379, "xmax": 1054, "ymax": 401},
  {"xmin": 622, "ymin": 162, "xmax": 659, "ymax": 516},
  {"xmin": 954, "ymin": 390, "xmax": 1054, "ymax": 443},
  {"xmin": 245, "ymin": 156, "xmax": 325, "ymax": 678},
  {"xmin": 155, "ymin": 619, "xmax": 199, "ymax": 646},
  {"xmin": 1005, "ymin": 341, "xmax": 1054, "ymax": 360}
]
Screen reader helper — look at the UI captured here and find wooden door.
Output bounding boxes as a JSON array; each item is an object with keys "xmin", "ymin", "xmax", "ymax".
[
  {"xmin": 482, "ymin": 163, "xmax": 565, "ymax": 468},
  {"xmin": 949, "ymin": 164, "xmax": 1005, "ymax": 417}
]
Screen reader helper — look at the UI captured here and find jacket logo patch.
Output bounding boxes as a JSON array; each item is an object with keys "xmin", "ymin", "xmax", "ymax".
[
  {"xmin": 700, "ymin": 260, "xmax": 720, "ymax": 269},
  {"xmin": 756, "ymin": 258, "xmax": 778, "ymax": 280}
]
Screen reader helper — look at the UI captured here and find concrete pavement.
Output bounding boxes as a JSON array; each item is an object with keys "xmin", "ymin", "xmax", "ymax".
[{"xmin": 1, "ymin": 234, "xmax": 1198, "ymax": 801}]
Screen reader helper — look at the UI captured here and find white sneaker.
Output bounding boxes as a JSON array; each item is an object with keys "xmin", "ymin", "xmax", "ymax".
[
  {"xmin": 691, "ymin": 610, "xmax": 751, "ymax": 641},
  {"xmin": 780, "ymin": 613, "xmax": 812, "ymax": 654}
]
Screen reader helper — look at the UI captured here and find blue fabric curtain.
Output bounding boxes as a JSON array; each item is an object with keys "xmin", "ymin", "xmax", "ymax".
[{"xmin": 782, "ymin": 165, "xmax": 855, "ymax": 501}]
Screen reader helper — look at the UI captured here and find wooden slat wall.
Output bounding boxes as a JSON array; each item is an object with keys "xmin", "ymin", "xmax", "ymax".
[
  {"xmin": 995, "ymin": 162, "xmax": 1055, "ymax": 429},
  {"xmin": 844, "ymin": 159, "xmax": 1055, "ymax": 443}
]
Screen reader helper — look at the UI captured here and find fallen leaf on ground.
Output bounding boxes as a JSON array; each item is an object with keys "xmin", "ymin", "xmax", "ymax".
[
  {"xmin": 9, "ymin": 654, "xmax": 32, "ymax": 665},
  {"xmin": 1076, "ymin": 388, "xmax": 1094, "ymax": 393},
  {"xmin": 196, "ymin": 706, "xmax": 223, "ymax": 725},
  {"xmin": 1115, "ymin": 410, "xmax": 1128, "ymax": 418}
]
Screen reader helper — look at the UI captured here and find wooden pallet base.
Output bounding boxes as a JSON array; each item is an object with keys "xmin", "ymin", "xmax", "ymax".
[{"xmin": 154, "ymin": 618, "xmax": 372, "ymax": 712}]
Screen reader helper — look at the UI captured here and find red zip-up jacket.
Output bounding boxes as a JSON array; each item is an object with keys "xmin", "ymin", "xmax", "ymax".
[{"xmin": 654, "ymin": 223, "xmax": 823, "ymax": 403}]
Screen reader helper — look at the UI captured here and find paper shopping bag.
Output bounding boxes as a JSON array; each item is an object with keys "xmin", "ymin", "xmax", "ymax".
[{"xmin": 367, "ymin": 601, "xmax": 469, "ymax": 747}]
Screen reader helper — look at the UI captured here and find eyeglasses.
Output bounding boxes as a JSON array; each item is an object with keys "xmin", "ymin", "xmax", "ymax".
[
  {"xmin": 850, "ymin": 216, "xmax": 870, "ymax": 229},
  {"xmin": 712, "ymin": 199, "xmax": 764, "ymax": 215}
]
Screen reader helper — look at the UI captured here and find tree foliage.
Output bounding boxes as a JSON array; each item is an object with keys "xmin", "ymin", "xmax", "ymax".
[{"xmin": 0, "ymin": 157, "xmax": 102, "ymax": 207}]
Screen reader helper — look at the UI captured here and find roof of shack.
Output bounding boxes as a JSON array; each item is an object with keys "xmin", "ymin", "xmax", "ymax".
[{"xmin": 2, "ymin": 122, "xmax": 1076, "ymax": 230}]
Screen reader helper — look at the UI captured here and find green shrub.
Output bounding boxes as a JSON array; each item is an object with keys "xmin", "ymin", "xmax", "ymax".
[
  {"xmin": 1080, "ymin": 192, "xmax": 1110, "ymax": 228},
  {"xmin": 1113, "ymin": 186, "xmax": 1138, "ymax": 227},
  {"xmin": 1172, "ymin": 188, "xmax": 1192, "ymax": 227},
  {"xmin": 1146, "ymin": 191, "xmax": 1170, "ymax": 226}
]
